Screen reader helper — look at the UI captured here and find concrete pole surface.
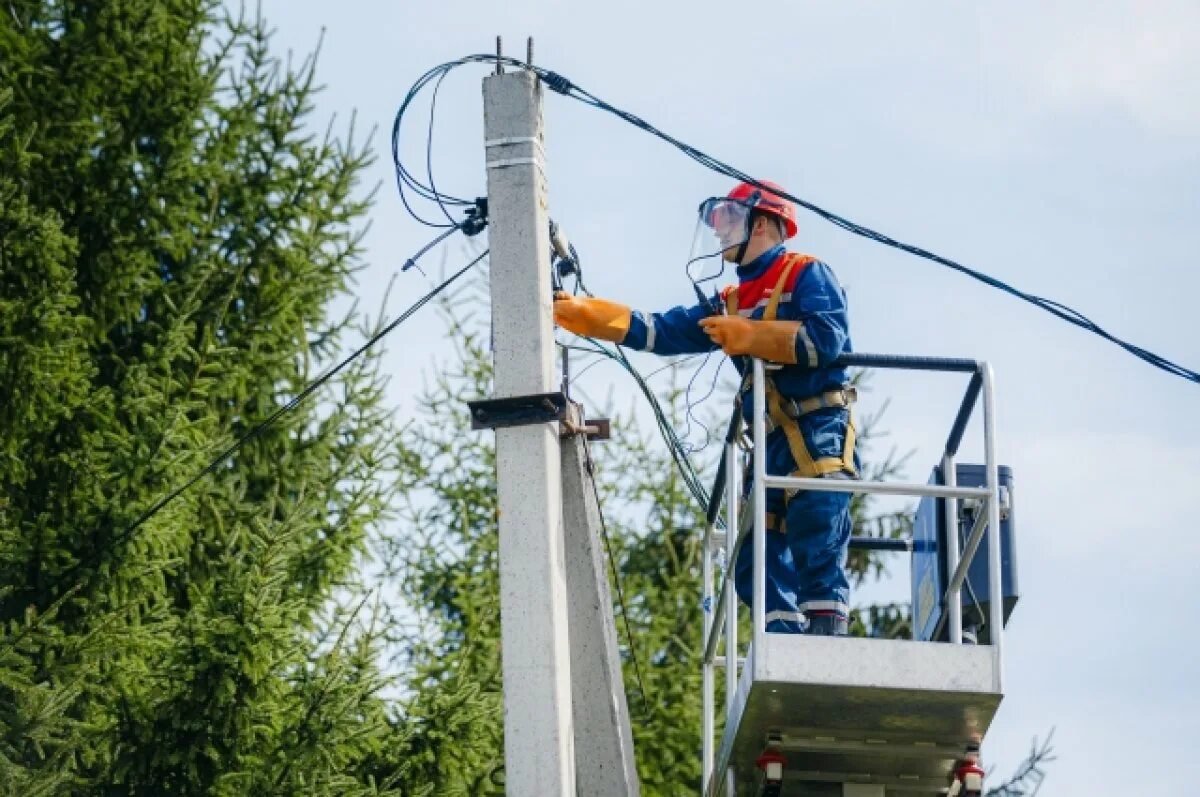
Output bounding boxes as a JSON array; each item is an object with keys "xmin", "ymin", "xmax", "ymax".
[
  {"xmin": 560, "ymin": 422, "xmax": 640, "ymax": 796},
  {"xmin": 483, "ymin": 70, "xmax": 576, "ymax": 796}
]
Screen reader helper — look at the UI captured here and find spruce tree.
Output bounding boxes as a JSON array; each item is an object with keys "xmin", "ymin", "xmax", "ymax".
[{"xmin": 1, "ymin": 3, "xmax": 409, "ymax": 793}]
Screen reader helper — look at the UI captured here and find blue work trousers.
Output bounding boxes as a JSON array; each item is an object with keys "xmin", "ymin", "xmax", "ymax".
[{"xmin": 733, "ymin": 425, "xmax": 853, "ymax": 633}]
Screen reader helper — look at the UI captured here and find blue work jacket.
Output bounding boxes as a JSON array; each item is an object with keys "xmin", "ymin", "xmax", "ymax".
[{"xmin": 622, "ymin": 245, "xmax": 854, "ymax": 460}]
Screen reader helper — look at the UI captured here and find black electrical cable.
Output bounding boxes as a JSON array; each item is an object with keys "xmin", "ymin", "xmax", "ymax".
[
  {"xmin": 584, "ymin": 455, "xmax": 652, "ymax": 718},
  {"xmin": 641, "ymin": 352, "xmax": 708, "ymax": 383},
  {"xmin": 563, "ymin": 269, "xmax": 714, "ymax": 511},
  {"xmin": 424, "ymin": 68, "xmax": 462, "ymax": 228},
  {"xmin": 689, "ymin": 354, "xmax": 731, "ymax": 455},
  {"xmin": 680, "ymin": 351, "xmax": 725, "ymax": 455},
  {"xmin": 562, "ymin": 345, "xmax": 708, "ymax": 387},
  {"xmin": 568, "ymin": 337, "xmax": 712, "ymax": 512},
  {"xmin": 398, "ymin": 55, "xmax": 1200, "ymax": 386},
  {"xmin": 390, "ymin": 61, "xmax": 475, "ymax": 228},
  {"xmin": 57, "ymin": 243, "xmax": 489, "ymax": 610}
]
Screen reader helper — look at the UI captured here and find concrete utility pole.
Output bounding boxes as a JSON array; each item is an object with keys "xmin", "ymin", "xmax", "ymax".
[
  {"xmin": 560, "ymin": 419, "xmax": 640, "ymax": 796},
  {"xmin": 482, "ymin": 69, "xmax": 577, "ymax": 794}
]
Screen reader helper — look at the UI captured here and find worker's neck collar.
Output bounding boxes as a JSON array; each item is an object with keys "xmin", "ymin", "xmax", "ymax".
[{"xmin": 736, "ymin": 244, "xmax": 786, "ymax": 280}]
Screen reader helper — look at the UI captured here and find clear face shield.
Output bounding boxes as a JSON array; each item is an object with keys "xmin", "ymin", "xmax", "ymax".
[{"xmin": 687, "ymin": 196, "xmax": 755, "ymax": 288}]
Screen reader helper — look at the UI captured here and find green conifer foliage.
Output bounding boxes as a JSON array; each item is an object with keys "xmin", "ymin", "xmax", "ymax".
[{"xmin": 1, "ymin": 4, "xmax": 407, "ymax": 793}]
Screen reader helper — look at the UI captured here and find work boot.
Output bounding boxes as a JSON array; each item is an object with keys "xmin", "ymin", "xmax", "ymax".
[{"xmin": 804, "ymin": 612, "xmax": 848, "ymax": 636}]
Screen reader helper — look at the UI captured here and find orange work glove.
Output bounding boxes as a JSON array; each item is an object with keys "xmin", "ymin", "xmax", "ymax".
[
  {"xmin": 698, "ymin": 315, "xmax": 800, "ymax": 364},
  {"xmin": 553, "ymin": 291, "xmax": 632, "ymax": 343}
]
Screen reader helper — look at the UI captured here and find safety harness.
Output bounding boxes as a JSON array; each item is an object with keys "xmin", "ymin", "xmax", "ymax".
[{"xmin": 725, "ymin": 253, "xmax": 858, "ymax": 511}]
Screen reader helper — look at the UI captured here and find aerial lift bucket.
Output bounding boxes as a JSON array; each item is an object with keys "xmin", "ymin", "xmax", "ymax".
[{"xmin": 701, "ymin": 355, "xmax": 1012, "ymax": 797}]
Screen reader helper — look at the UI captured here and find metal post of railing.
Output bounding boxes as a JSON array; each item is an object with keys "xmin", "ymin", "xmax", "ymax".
[
  {"xmin": 724, "ymin": 439, "xmax": 739, "ymax": 716},
  {"xmin": 981, "ymin": 363, "xmax": 1004, "ymax": 691},
  {"xmin": 942, "ymin": 453, "xmax": 963, "ymax": 644},
  {"xmin": 701, "ymin": 513, "xmax": 715, "ymax": 792},
  {"xmin": 751, "ymin": 359, "xmax": 767, "ymax": 661}
]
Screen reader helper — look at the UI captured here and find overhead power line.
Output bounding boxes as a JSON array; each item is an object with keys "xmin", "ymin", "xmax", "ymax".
[{"xmin": 392, "ymin": 54, "xmax": 1200, "ymax": 386}]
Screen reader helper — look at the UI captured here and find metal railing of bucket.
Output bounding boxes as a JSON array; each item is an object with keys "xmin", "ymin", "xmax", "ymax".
[{"xmin": 699, "ymin": 353, "xmax": 1004, "ymax": 793}]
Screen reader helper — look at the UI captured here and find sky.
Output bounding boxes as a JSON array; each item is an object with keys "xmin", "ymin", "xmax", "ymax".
[{"xmin": 261, "ymin": 1, "xmax": 1200, "ymax": 792}]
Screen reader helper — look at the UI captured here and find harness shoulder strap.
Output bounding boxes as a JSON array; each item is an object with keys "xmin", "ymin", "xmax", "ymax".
[
  {"xmin": 759, "ymin": 254, "xmax": 856, "ymax": 484},
  {"xmin": 762, "ymin": 254, "xmax": 815, "ymax": 321}
]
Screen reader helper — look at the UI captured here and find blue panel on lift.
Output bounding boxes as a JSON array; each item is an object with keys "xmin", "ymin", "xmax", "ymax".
[{"xmin": 911, "ymin": 464, "xmax": 1018, "ymax": 643}]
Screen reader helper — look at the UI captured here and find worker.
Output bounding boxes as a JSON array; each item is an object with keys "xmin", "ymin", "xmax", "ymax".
[{"xmin": 553, "ymin": 180, "xmax": 858, "ymax": 636}]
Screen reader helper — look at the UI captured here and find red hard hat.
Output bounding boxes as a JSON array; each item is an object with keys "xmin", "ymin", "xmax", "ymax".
[{"xmin": 726, "ymin": 180, "xmax": 798, "ymax": 239}]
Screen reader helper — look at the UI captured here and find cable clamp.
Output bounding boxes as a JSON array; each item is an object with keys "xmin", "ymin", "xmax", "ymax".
[{"xmin": 460, "ymin": 197, "xmax": 488, "ymax": 236}]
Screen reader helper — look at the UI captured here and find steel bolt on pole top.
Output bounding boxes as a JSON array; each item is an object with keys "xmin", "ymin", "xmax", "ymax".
[{"xmin": 482, "ymin": 67, "xmax": 577, "ymax": 794}]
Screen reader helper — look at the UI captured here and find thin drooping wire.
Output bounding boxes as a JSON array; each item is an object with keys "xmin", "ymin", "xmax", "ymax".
[
  {"xmin": 390, "ymin": 61, "xmax": 474, "ymax": 228},
  {"xmin": 95, "ymin": 247, "xmax": 489, "ymax": 571},
  {"xmin": 568, "ymin": 336, "xmax": 712, "ymax": 513},
  {"xmin": 583, "ymin": 453, "xmax": 652, "ymax": 718},
  {"xmin": 568, "ymin": 267, "xmax": 713, "ymax": 511},
  {"xmin": 566, "ymin": 334, "xmax": 724, "ymax": 455},
  {"xmin": 642, "ymin": 352, "xmax": 708, "ymax": 382},
  {"xmin": 677, "ymin": 349, "xmax": 716, "ymax": 452},
  {"xmin": 424, "ymin": 68, "xmax": 461, "ymax": 228},
  {"xmin": 680, "ymin": 353, "xmax": 728, "ymax": 456},
  {"xmin": 397, "ymin": 55, "xmax": 1200, "ymax": 385},
  {"xmin": 564, "ymin": 346, "xmax": 707, "ymax": 386}
]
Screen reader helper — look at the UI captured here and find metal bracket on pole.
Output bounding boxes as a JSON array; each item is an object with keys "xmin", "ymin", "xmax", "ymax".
[
  {"xmin": 468, "ymin": 391, "xmax": 569, "ymax": 430},
  {"xmin": 466, "ymin": 393, "xmax": 611, "ymax": 440}
]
